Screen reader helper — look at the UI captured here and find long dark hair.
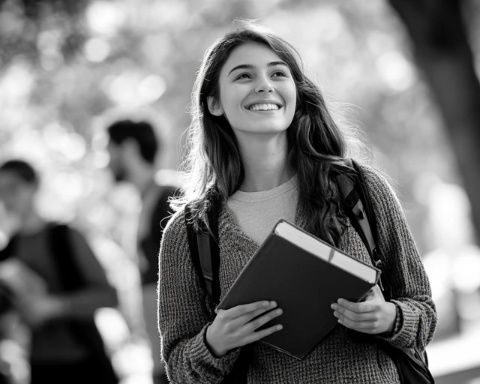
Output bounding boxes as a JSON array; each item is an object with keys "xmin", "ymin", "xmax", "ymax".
[{"xmin": 175, "ymin": 23, "xmax": 354, "ymax": 246}]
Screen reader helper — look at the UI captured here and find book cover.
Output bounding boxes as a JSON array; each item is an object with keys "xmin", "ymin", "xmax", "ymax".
[{"xmin": 217, "ymin": 219, "xmax": 380, "ymax": 359}]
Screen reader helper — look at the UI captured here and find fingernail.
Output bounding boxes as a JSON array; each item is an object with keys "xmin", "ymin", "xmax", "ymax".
[
  {"xmin": 277, "ymin": 325, "xmax": 283, "ymax": 330},
  {"xmin": 270, "ymin": 301, "xmax": 277, "ymax": 307},
  {"xmin": 276, "ymin": 309, "xmax": 283, "ymax": 315},
  {"xmin": 331, "ymin": 304, "xmax": 337, "ymax": 310}
]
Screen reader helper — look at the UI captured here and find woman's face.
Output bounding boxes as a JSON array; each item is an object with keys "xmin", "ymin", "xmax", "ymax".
[
  {"xmin": 208, "ymin": 42, "xmax": 297, "ymax": 140},
  {"xmin": 0, "ymin": 171, "xmax": 36, "ymax": 217}
]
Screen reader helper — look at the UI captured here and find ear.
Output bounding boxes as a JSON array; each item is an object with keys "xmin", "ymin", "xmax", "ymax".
[{"xmin": 207, "ymin": 96, "xmax": 224, "ymax": 116}]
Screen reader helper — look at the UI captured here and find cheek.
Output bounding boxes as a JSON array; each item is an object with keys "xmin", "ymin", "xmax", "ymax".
[
  {"xmin": 286, "ymin": 89, "xmax": 297, "ymax": 117},
  {"xmin": 219, "ymin": 87, "xmax": 242, "ymax": 113},
  {"xmin": 280, "ymin": 81, "xmax": 297, "ymax": 110},
  {"xmin": 288, "ymin": 84, "xmax": 298, "ymax": 105},
  {"xmin": 290, "ymin": 94, "xmax": 297, "ymax": 112}
]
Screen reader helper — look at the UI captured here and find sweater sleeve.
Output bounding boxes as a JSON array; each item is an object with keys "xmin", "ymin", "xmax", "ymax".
[
  {"xmin": 157, "ymin": 209, "xmax": 241, "ymax": 384},
  {"xmin": 361, "ymin": 167, "xmax": 437, "ymax": 350}
]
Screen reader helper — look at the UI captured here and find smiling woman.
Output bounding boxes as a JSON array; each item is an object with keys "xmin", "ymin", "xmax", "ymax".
[{"xmin": 157, "ymin": 22, "xmax": 437, "ymax": 384}]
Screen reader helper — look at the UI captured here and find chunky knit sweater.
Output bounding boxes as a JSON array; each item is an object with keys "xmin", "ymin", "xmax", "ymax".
[{"xmin": 158, "ymin": 167, "xmax": 437, "ymax": 384}]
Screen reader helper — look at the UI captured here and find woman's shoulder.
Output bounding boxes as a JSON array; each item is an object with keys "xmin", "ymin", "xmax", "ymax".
[
  {"xmin": 351, "ymin": 161, "xmax": 407, "ymax": 220},
  {"xmin": 354, "ymin": 162, "xmax": 397, "ymax": 197},
  {"xmin": 163, "ymin": 206, "xmax": 188, "ymax": 237}
]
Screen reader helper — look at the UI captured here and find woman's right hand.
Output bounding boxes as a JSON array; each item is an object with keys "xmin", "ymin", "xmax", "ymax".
[{"xmin": 206, "ymin": 300, "xmax": 283, "ymax": 357}]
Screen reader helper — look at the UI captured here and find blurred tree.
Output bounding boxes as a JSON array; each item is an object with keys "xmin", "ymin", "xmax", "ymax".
[
  {"xmin": 0, "ymin": 0, "xmax": 87, "ymax": 65},
  {"xmin": 1, "ymin": 0, "xmax": 474, "ymax": 256},
  {"xmin": 388, "ymin": 0, "xmax": 480, "ymax": 242}
]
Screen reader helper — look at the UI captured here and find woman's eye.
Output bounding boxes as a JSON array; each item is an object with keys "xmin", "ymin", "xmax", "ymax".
[
  {"xmin": 235, "ymin": 73, "xmax": 251, "ymax": 80},
  {"xmin": 272, "ymin": 71, "xmax": 287, "ymax": 78}
]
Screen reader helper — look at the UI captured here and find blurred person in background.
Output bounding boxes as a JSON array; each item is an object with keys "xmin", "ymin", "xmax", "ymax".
[
  {"xmin": 106, "ymin": 119, "xmax": 179, "ymax": 384},
  {"xmin": 0, "ymin": 159, "xmax": 119, "ymax": 384}
]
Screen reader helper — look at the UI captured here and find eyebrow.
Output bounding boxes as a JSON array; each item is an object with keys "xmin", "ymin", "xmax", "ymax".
[{"xmin": 227, "ymin": 61, "xmax": 288, "ymax": 76}]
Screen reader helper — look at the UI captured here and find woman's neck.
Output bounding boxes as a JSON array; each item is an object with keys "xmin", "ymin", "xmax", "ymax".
[{"xmin": 237, "ymin": 134, "xmax": 293, "ymax": 192}]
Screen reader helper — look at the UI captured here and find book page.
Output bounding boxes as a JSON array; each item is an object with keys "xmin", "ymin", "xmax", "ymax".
[
  {"xmin": 275, "ymin": 220, "xmax": 377, "ymax": 284},
  {"xmin": 330, "ymin": 253, "xmax": 377, "ymax": 284},
  {"xmin": 275, "ymin": 221, "xmax": 331, "ymax": 261}
]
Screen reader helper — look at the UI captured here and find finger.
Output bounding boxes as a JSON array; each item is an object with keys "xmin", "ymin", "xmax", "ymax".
[
  {"xmin": 333, "ymin": 308, "xmax": 377, "ymax": 323},
  {"xmin": 332, "ymin": 303, "xmax": 378, "ymax": 321},
  {"xmin": 371, "ymin": 284, "xmax": 383, "ymax": 295},
  {"xmin": 361, "ymin": 288, "xmax": 375, "ymax": 301},
  {"xmin": 233, "ymin": 304, "xmax": 280, "ymax": 327},
  {"xmin": 335, "ymin": 299, "xmax": 376, "ymax": 314},
  {"xmin": 221, "ymin": 300, "xmax": 276, "ymax": 320},
  {"xmin": 242, "ymin": 307, "xmax": 283, "ymax": 334},
  {"xmin": 240, "ymin": 323, "xmax": 284, "ymax": 346},
  {"xmin": 363, "ymin": 285, "xmax": 383, "ymax": 300},
  {"xmin": 336, "ymin": 316, "xmax": 377, "ymax": 333}
]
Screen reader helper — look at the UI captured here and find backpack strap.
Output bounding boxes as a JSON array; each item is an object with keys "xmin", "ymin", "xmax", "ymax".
[
  {"xmin": 184, "ymin": 196, "xmax": 222, "ymax": 308},
  {"xmin": 336, "ymin": 159, "xmax": 386, "ymax": 294},
  {"xmin": 338, "ymin": 161, "xmax": 432, "ymax": 377},
  {"xmin": 184, "ymin": 199, "xmax": 250, "ymax": 383}
]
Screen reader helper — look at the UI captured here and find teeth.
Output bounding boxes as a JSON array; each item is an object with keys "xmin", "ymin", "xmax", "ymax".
[{"xmin": 248, "ymin": 103, "xmax": 280, "ymax": 111}]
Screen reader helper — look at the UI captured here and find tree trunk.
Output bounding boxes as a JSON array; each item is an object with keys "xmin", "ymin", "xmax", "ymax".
[{"xmin": 389, "ymin": 0, "xmax": 480, "ymax": 242}]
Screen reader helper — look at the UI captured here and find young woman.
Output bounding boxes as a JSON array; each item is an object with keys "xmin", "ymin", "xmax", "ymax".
[
  {"xmin": 158, "ymin": 24, "xmax": 436, "ymax": 383},
  {"xmin": 0, "ymin": 160, "xmax": 119, "ymax": 384}
]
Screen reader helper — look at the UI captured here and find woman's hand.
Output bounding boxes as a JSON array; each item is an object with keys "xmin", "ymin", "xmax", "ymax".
[
  {"xmin": 206, "ymin": 300, "xmax": 283, "ymax": 357},
  {"xmin": 331, "ymin": 285, "xmax": 396, "ymax": 335}
]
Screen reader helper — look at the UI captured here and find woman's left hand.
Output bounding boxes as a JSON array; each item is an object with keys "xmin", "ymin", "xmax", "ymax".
[{"xmin": 331, "ymin": 285, "xmax": 397, "ymax": 334}]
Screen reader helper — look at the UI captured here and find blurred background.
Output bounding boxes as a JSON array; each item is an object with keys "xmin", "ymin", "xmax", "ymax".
[{"xmin": 0, "ymin": 0, "xmax": 479, "ymax": 383}]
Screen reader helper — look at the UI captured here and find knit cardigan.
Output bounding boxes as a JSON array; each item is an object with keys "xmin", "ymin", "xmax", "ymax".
[{"xmin": 158, "ymin": 167, "xmax": 437, "ymax": 384}]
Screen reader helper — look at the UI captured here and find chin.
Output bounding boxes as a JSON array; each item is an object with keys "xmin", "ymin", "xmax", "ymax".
[{"xmin": 257, "ymin": 125, "xmax": 290, "ymax": 134}]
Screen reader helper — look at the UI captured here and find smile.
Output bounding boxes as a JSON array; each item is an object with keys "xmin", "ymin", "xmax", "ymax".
[{"xmin": 247, "ymin": 103, "xmax": 281, "ymax": 111}]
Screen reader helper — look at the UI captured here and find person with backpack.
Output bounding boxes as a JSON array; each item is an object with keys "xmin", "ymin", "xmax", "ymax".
[
  {"xmin": 0, "ymin": 159, "xmax": 119, "ymax": 384},
  {"xmin": 158, "ymin": 23, "xmax": 437, "ymax": 383}
]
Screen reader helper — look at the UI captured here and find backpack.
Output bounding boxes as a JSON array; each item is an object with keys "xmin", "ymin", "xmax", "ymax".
[
  {"xmin": 337, "ymin": 160, "xmax": 434, "ymax": 383},
  {"xmin": 185, "ymin": 160, "xmax": 434, "ymax": 384}
]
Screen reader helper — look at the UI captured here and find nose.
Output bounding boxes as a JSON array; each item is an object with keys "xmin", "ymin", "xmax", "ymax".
[{"xmin": 254, "ymin": 76, "xmax": 273, "ymax": 93}]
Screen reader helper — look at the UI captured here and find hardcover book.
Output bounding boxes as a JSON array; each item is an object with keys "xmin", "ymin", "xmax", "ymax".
[{"xmin": 217, "ymin": 219, "xmax": 380, "ymax": 359}]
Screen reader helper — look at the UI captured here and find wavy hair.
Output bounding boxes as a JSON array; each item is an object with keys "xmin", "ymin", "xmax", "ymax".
[{"xmin": 174, "ymin": 23, "xmax": 354, "ymax": 246}]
